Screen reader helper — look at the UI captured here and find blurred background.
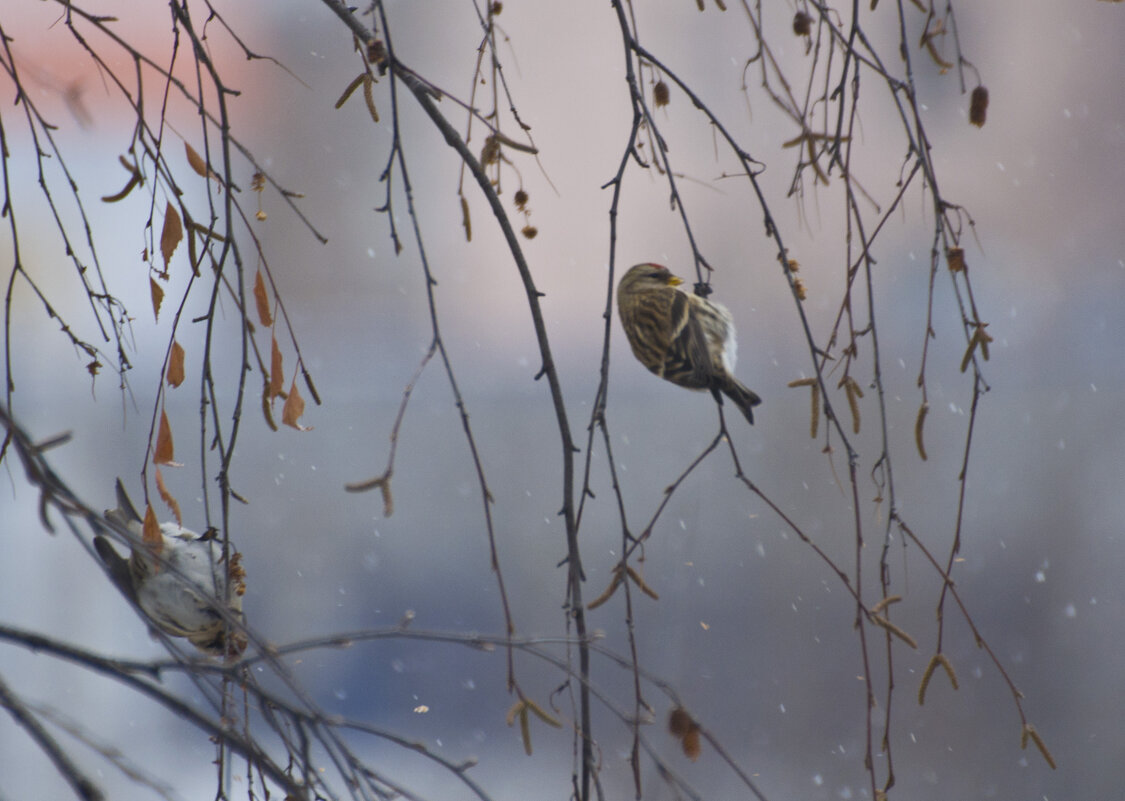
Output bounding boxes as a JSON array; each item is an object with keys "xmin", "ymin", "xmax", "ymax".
[{"xmin": 2, "ymin": 1, "xmax": 1123, "ymax": 800}]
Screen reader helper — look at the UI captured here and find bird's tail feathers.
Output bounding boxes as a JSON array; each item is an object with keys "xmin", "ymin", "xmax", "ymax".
[
  {"xmin": 719, "ymin": 379, "xmax": 762, "ymax": 425},
  {"xmin": 113, "ymin": 478, "xmax": 142, "ymax": 523}
]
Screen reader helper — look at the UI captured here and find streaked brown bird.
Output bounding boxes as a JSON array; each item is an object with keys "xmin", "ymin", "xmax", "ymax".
[{"xmin": 617, "ymin": 262, "xmax": 761, "ymax": 424}]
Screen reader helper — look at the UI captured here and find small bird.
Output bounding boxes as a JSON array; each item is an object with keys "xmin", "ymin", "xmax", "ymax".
[
  {"xmin": 94, "ymin": 479, "xmax": 247, "ymax": 658},
  {"xmin": 617, "ymin": 263, "xmax": 761, "ymax": 424}
]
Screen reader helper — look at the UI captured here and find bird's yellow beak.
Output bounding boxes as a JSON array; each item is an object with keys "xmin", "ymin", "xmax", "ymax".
[{"xmin": 666, "ymin": 275, "xmax": 683, "ymax": 286}]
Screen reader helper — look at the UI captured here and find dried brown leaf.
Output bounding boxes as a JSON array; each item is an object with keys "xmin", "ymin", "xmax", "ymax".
[
  {"xmin": 149, "ymin": 277, "xmax": 164, "ymax": 322},
  {"xmin": 154, "ymin": 409, "xmax": 181, "ymax": 466},
  {"xmin": 155, "ymin": 467, "xmax": 182, "ymax": 526},
  {"xmin": 269, "ymin": 336, "xmax": 285, "ymax": 401},
  {"xmin": 185, "ymin": 142, "xmax": 210, "ymax": 178},
  {"xmin": 254, "ymin": 270, "xmax": 273, "ymax": 327},
  {"xmin": 282, "ymin": 379, "xmax": 310, "ymax": 430},
  {"xmin": 167, "ymin": 341, "xmax": 185, "ymax": 388},
  {"xmin": 160, "ymin": 203, "xmax": 183, "ymax": 271},
  {"xmin": 142, "ymin": 504, "xmax": 163, "ymax": 557}
]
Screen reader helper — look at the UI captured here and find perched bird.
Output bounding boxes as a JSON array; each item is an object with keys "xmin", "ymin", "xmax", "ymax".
[
  {"xmin": 94, "ymin": 479, "xmax": 247, "ymax": 658},
  {"xmin": 617, "ymin": 263, "xmax": 762, "ymax": 424}
]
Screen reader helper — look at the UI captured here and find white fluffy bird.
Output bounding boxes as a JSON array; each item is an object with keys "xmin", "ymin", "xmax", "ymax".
[{"xmin": 94, "ymin": 479, "xmax": 247, "ymax": 658}]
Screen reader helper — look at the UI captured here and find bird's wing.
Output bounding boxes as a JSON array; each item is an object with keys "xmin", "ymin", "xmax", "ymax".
[
  {"xmin": 667, "ymin": 292, "xmax": 715, "ymax": 388},
  {"xmin": 94, "ymin": 535, "xmax": 140, "ymax": 606}
]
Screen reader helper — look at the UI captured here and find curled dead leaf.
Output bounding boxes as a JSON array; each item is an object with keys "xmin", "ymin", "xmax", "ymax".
[
  {"xmin": 282, "ymin": 379, "xmax": 310, "ymax": 430},
  {"xmin": 150, "ymin": 277, "xmax": 164, "ymax": 322},
  {"xmin": 154, "ymin": 409, "xmax": 181, "ymax": 466},
  {"xmin": 142, "ymin": 504, "xmax": 163, "ymax": 558},
  {"xmin": 270, "ymin": 336, "xmax": 285, "ymax": 400},
  {"xmin": 185, "ymin": 142, "xmax": 209, "ymax": 178},
  {"xmin": 254, "ymin": 270, "xmax": 273, "ymax": 327},
  {"xmin": 167, "ymin": 341, "xmax": 185, "ymax": 388},
  {"xmin": 155, "ymin": 467, "xmax": 182, "ymax": 526},
  {"xmin": 160, "ymin": 203, "xmax": 183, "ymax": 271}
]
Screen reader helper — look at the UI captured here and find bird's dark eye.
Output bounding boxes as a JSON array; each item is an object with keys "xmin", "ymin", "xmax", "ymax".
[{"xmin": 647, "ymin": 270, "xmax": 664, "ymax": 279}]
